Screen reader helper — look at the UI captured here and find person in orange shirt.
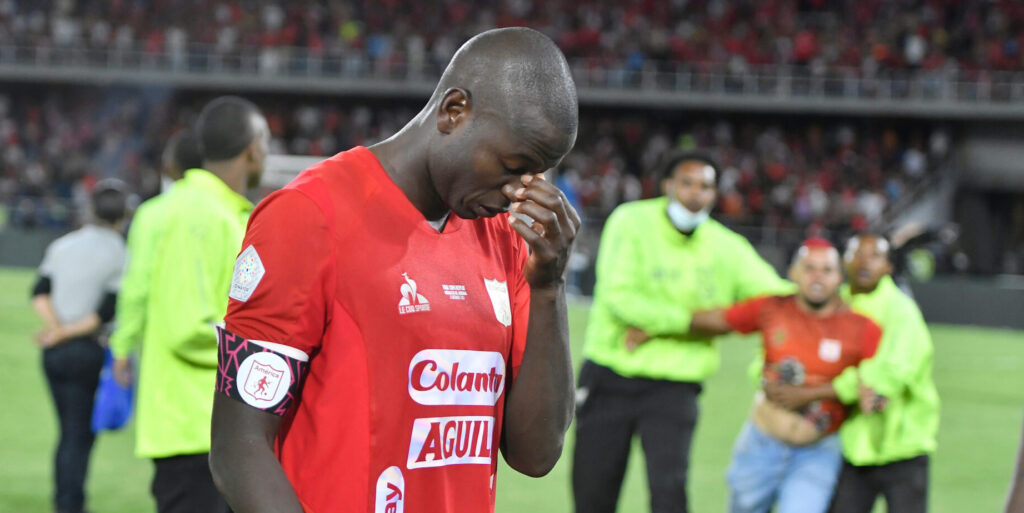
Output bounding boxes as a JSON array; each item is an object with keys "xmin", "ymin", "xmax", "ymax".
[{"xmin": 691, "ymin": 238, "xmax": 881, "ymax": 513}]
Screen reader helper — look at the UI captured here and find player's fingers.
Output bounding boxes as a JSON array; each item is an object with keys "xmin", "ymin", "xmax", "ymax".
[
  {"xmin": 512, "ymin": 175, "xmax": 581, "ymax": 236},
  {"xmin": 508, "ymin": 214, "xmax": 549, "ymax": 251},
  {"xmin": 512, "ymin": 200, "xmax": 562, "ymax": 239},
  {"xmin": 514, "ymin": 179, "xmax": 573, "ymax": 226},
  {"xmin": 566, "ymin": 201, "xmax": 582, "ymax": 232}
]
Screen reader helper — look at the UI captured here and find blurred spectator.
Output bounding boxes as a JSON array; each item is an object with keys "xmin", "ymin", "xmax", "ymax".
[
  {"xmin": 0, "ymin": 1, "xmax": 1021, "ymax": 78},
  {"xmin": 0, "ymin": 87, "xmax": 947, "ymax": 243}
]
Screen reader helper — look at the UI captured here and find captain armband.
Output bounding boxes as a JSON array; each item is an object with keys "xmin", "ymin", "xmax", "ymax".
[{"xmin": 216, "ymin": 327, "xmax": 309, "ymax": 416}]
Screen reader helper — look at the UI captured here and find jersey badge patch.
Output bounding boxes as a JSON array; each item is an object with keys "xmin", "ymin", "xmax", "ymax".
[
  {"xmin": 229, "ymin": 245, "xmax": 265, "ymax": 302},
  {"xmin": 483, "ymin": 278, "xmax": 511, "ymax": 327}
]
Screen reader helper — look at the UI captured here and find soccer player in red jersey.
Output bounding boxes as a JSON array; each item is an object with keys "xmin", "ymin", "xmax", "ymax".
[
  {"xmin": 208, "ymin": 28, "xmax": 579, "ymax": 513},
  {"xmin": 690, "ymin": 239, "xmax": 881, "ymax": 513}
]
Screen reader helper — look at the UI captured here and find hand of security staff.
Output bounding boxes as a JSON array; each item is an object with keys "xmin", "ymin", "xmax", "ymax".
[{"xmin": 625, "ymin": 327, "xmax": 650, "ymax": 353}]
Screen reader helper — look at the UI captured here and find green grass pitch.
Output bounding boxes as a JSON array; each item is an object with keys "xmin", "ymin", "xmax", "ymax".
[{"xmin": 1, "ymin": 266, "xmax": 1022, "ymax": 512}]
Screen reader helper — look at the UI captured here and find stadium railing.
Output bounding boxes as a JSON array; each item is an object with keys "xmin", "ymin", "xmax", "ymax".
[{"xmin": 3, "ymin": 44, "xmax": 1024, "ymax": 119}]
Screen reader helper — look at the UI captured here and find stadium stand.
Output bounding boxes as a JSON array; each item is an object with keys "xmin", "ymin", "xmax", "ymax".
[
  {"xmin": 0, "ymin": 87, "xmax": 945, "ymax": 237},
  {"xmin": 3, "ymin": 0, "xmax": 1023, "ymax": 74},
  {"xmin": 0, "ymin": 0, "xmax": 1020, "ymax": 275}
]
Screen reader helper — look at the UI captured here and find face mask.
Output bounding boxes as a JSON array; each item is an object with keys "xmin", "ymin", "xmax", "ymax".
[{"xmin": 667, "ymin": 199, "xmax": 710, "ymax": 232}]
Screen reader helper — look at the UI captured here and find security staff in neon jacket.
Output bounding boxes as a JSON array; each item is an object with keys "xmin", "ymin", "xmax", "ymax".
[{"xmin": 572, "ymin": 152, "xmax": 793, "ymax": 513}]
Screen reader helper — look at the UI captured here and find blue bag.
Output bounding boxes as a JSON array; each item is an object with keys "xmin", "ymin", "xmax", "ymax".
[{"xmin": 91, "ymin": 349, "xmax": 133, "ymax": 433}]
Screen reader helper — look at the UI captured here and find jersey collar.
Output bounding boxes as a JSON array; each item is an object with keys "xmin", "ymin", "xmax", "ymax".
[
  {"xmin": 182, "ymin": 168, "xmax": 254, "ymax": 214},
  {"xmin": 841, "ymin": 274, "xmax": 897, "ymax": 305},
  {"xmin": 355, "ymin": 147, "xmax": 465, "ymax": 236}
]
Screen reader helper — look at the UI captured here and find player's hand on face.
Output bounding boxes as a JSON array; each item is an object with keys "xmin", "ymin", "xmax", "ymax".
[
  {"xmin": 624, "ymin": 327, "xmax": 650, "ymax": 353},
  {"xmin": 503, "ymin": 174, "xmax": 581, "ymax": 289}
]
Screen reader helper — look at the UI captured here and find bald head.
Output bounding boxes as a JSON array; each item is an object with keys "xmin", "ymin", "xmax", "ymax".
[
  {"xmin": 374, "ymin": 28, "xmax": 580, "ymax": 222},
  {"xmin": 433, "ymin": 27, "xmax": 578, "ymax": 157}
]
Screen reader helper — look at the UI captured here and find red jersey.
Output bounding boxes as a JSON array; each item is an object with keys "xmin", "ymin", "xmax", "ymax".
[
  {"xmin": 725, "ymin": 295, "xmax": 881, "ymax": 434},
  {"xmin": 224, "ymin": 147, "xmax": 530, "ymax": 513}
]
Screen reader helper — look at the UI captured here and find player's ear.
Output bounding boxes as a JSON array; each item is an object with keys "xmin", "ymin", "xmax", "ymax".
[
  {"xmin": 245, "ymin": 137, "xmax": 259, "ymax": 163},
  {"xmin": 245, "ymin": 131, "xmax": 266, "ymax": 165},
  {"xmin": 436, "ymin": 88, "xmax": 471, "ymax": 135}
]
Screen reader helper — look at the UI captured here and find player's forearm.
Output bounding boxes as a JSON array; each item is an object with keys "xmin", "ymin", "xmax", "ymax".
[
  {"xmin": 689, "ymin": 309, "xmax": 733, "ymax": 336},
  {"xmin": 604, "ymin": 287, "xmax": 693, "ymax": 337},
  {"xmin": 210, "ymin": 396, "xmax": 303, "ymax": 513},
  {"xmin": 802, "ymin": 383, "xmax": 838, "ymax": 402},
  {"xmin": 503, "ymin": 285, "xmax": 573, "ymax": 477},
  {"xmin": 31, "ymin": 295, "xmax": 60, "ymax": 329},
  {"xmin": 57, "ymin": 313, "xmax": 102, "ymax": 341}
]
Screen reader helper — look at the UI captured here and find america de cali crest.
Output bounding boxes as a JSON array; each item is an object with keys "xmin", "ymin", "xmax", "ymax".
[
  {"xmin": 398, "ymin": 273, "xmax": 431, "ymax": 315},
  {"xmin": 483, "ymin": 278, "xmax": 511, "ymax": 327}
]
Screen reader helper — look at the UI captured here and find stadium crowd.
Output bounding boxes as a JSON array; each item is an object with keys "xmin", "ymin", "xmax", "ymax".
[
  {"xmin": 1, "ymin": 0, "xmax": 1023, "ymax": 78},
  {"xmin": 0, "ymin": 88, "xmax": 947, "ymax": 241}
]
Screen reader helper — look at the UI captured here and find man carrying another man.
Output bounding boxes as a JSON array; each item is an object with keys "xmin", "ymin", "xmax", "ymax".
[
  {"xmin": 691, "ymin": 238, "xmax": 881, "ymax": 513},
  {"xmin": 768, "ymin": 234, "xmax": 939, "ymax": 513}
]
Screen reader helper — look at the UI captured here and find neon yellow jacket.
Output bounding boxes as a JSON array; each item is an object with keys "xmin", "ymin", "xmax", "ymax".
[
  {"xmin": 584, "ymin": 197, "xmax": 792, "ymax": 382},
  {"xmin": 116, "ymin": 169, "xmax": 252, "ymax": 458},
  {"xmin": 110, "ymin": 193, "xmax": 172, "ymax": 359},
  {"xmin": 831, "ymin": 276, "xmax": 940, "ymax": 465}
]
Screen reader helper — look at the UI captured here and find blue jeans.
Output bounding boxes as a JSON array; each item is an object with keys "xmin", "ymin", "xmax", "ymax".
[{"xmin": 727, "ymin": 421, "xmax": 842, "ymax": 513}]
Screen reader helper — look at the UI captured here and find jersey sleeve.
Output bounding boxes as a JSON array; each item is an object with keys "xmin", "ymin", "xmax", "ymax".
[
  {"xmin": 831, "ymin": 316, "xmax": 885, "ymax": 404},
  {"xmin": 508, "ymin": 228, "xmax": 530, "ymax": 381},
  {"xmin": 104, "ymin": 245, "xmax": 125, "ymax": 293},
  {"xmin": 730, "ymin": 236, "xmax": 795, "ymax": 300},
  {"xmin": 593, "ymin": 206, "xmax": 693, "ymax": 336},
  {"xmin": 860, "ymin": 318, "xmax": 882, "ymax": 360},
  {"xmin": 224, "ymin": 189, "xmax": 334, "ymax": 358},
  {"xmin": 38, "ymin": 242, "xmax": 56, "ymax": 278},
  {"xmin": 110, "ymin": 211, "xmax": 155, "ymax": 358},
  {"xmin": 724, "ymin": 296, "xmax": 770, "ymax": 334}
]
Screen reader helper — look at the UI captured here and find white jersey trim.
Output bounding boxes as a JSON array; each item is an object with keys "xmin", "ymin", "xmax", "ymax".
[{"xmin": 249, "ymin": 339, "xmax": 310, "ymax": 362}]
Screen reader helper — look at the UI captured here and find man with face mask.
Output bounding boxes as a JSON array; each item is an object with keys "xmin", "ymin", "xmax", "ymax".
[
  {"xmin": 689, "ymin": 238, "xmax": 882, "ymax": 513},
  {"xmin": 573, "ymin": 152, "xmax": 792, "ymax": 513},
  {"xmin": 123, "ymin": 96, "xmax": 268, "ymax": 513}
]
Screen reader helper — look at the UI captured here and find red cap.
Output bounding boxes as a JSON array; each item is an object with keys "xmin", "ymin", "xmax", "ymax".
[{"xmin": 801, "ymin": 237, "xmax": 835, "ymax": 250}]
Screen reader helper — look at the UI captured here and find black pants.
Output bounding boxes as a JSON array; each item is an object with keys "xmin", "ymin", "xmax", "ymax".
[
  {"xmin": 572, "ymin": 360, "xmax": 701, "ymax": 513},
  {"xmin": 152, "ymin": 453, "xmax": 231, "ymax": 513},
  {"xmin": 829, "ymin": 455, "xmax": 930, "ymax": 513},
  {"xmin": 43, "ymin": 337, "xmax": 105, "ymax": 513}
]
